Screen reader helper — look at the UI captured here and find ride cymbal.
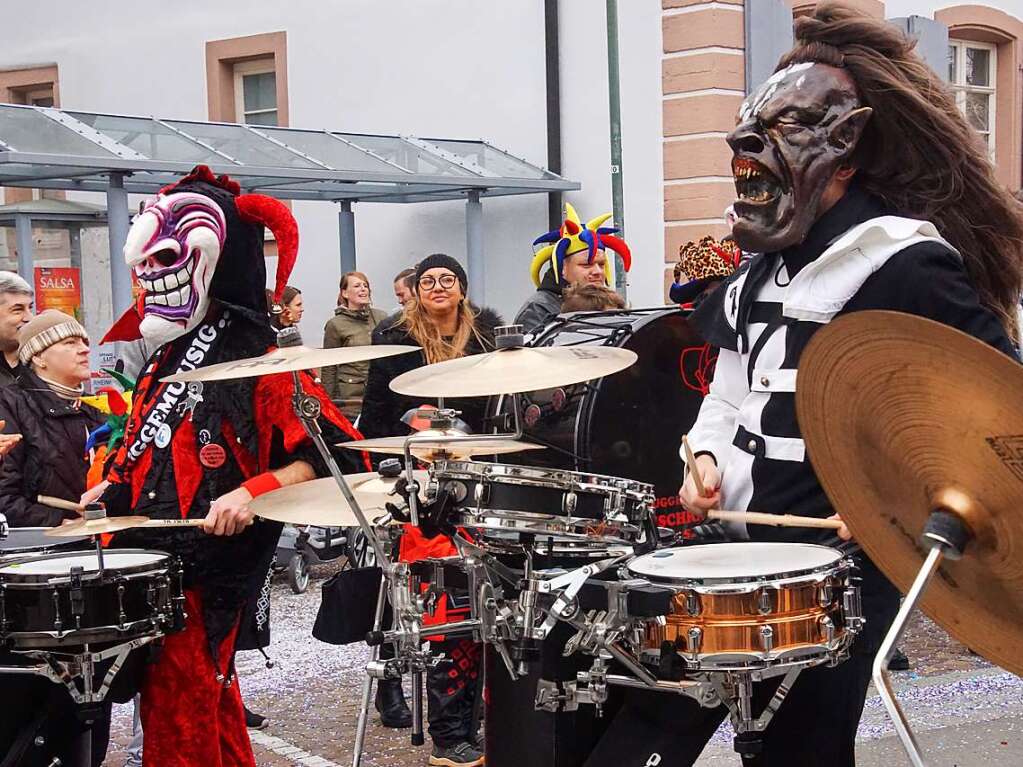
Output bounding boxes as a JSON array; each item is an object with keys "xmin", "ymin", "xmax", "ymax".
[
  {"xmin": 247, "ymin": 472, "xmax": 429, "ymax": 527},
  {"xmin": 797, "ymin": 310, "xmax": 1023, "ymax": 676},
  {"xmin": 339, "ymin": 436, "xmax": 544, "ymax": 459},
  {"xmin": 45, "ymin": 516, "xmax": 150, "ymax": 538},
  {"xmin": 162, "ymin": 345, "xmax": 418, "ymax": 383},
  {"xmin": 389, "ymin": 346, "xmax": 637, "ymax": 397}
]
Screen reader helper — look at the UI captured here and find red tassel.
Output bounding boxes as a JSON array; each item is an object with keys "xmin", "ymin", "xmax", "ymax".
[{"xmin": 235, "ymin": 195, "xmax": 299, "ymax": 302}]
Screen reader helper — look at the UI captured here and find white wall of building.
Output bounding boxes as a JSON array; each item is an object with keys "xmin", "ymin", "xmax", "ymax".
[{"xmin": 0, "ymin": 0, "xmax": 665, "ymax": 341}]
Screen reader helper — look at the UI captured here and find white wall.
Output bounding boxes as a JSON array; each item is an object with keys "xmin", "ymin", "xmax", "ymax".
[{"xmin": 0, "ymin": 0, "xmax": 666, "ymax": 341}]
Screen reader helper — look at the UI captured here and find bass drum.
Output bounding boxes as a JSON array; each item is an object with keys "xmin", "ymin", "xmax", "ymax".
[{"xmin": 488, "ymin": 307, "xmax": 711, "ymax": 533}]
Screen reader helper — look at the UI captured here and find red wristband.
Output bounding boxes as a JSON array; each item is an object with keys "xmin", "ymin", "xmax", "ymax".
[{"xmin": 242, "ymin": 472, "xmax": 282, "ymax": 499}]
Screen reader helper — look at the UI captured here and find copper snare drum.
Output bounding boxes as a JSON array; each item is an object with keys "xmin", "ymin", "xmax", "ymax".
[{"xmin": 627, "ymin": 542, "xmax": 863, "ymax": 672}]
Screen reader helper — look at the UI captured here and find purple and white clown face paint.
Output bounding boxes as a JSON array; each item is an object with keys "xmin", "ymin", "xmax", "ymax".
[{"xmin": 123, "ymin": 192, "xmax": 227, "ymax": 348}]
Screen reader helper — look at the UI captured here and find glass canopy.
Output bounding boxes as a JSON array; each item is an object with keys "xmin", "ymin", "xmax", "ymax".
[{"xmin": 0, "ymin": 103, "xmax": 577, "ymax": 203}]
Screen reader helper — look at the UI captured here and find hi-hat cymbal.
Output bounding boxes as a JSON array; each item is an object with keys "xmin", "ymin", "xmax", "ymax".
[
  {"xmin": 797, "ymin": 310, "xmax": 1023, "ymax": 676},
  {"xmin": 45, "ymin": 516, "xmax": 150, "ymax": 538},
  {"xmin": 339, "ymin": 435, "xmax": 544, "ymax": 459},
  {"xmin": 389, "ymin": 346, "xmax": 638, "ymax": 397},
  {"xmin": 247, "ymin": 471, "xmax": 429, "ymax": 527},
  {"xmin": 162, "ymin": 345, "xmax": 418, "ymax": 383}
]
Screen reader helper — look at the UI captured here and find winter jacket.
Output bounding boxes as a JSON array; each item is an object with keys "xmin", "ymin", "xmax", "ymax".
[
  {"xmin": 0, "ymin": 368, "xmax": 103, "ymax": 527},
  {"xmin": 513, "ymin": 268, "xmax": 563, "ymax": 334},
  {"xmin": 0, "ymin": 356, "xmax": 22, "ymax": 389},
  {"xmin": 321, "ymin": 305, "xmax": 388, "ymax": 418},
  {"xmin": 360, "ymin": 305, "xmax": 503, "ymax": 439}
]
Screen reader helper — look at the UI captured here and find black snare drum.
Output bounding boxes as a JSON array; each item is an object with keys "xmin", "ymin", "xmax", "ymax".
[
  {"xmin": 488, "ymin": 308, "xmax": 710, "ymax": 533},
  {"xmin": 0, "ymin": 527, "xmax": 89, "ymax": 559},
  {"xmin": 431, "ymin": 459, "xmax": 654, "ymax": 544},
  {"xmin": 0, "ymin": 549, "xmax": 184, "ymax": 650}
]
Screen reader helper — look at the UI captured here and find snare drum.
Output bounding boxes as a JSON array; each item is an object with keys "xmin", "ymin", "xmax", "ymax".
[
  {"xmin": 0, "ymin": 549, "xmax": 184, "ymax": 649},
  {"xmin": 431, "ymin": 460, "xmax": 654, "ymax": 545},
  {"xmin": 628, "ymin": 542, "xmax": 861, "ymax": 672}
]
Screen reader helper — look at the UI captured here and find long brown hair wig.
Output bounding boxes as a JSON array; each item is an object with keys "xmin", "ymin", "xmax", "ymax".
[
  {"xmin": 779, "ymin": 2, "xmax": 1023, "ymax": 340},
  {"xmin": 400, "ymin": 297, "xmax": 492, "ymax": 364}
]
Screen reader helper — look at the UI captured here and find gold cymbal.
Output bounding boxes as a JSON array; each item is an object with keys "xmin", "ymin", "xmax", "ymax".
[
  {"xmin": 162, "ymin": 344, "xmax": 418, "ymax": 383},
  {"xmin": 797, "ymin": 310, "xmax": 1023, "ymax": 676},
  {"xmin": 247, "ymin": 472, "xmax": 429, "ymax": 527},
  {"xmin": 45, "ymin": 516, "xmax": 150, "ymax": 538},
  {"xmin": 389, "ymin": 346, "xmax": 638, "ymax": 397},
  {"xmin": 340, "ymin": 435, "xmax": 544, "ymax": 459}
]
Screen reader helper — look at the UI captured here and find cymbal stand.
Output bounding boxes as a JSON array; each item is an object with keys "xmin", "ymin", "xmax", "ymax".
[
  {"xmin": 872, "ymin": 509, "xmax": 972, "ymax": 767},
  {"xmin": 351, "ymin": 547, "xmax": 392, "ymax": 767}
]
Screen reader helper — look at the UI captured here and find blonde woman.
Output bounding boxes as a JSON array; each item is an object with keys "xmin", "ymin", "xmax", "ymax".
[
  {"xmin": 360, "ymin": 254, "xmax": 501, "ymax": 439},
  {"xmin": 322, "ymin": 271, "xmax": 388, "ymax": 420}
]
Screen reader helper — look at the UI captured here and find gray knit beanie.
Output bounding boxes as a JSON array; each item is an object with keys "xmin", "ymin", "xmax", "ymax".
[{"xmin": 18, "ymin": 310, "xmax": 89, "ymax": 365}]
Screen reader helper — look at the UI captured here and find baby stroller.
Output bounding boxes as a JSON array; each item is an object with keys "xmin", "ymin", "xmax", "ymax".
[{"xmin": 275, "ymin": 525, "xmax": 349, "ymax": 593}]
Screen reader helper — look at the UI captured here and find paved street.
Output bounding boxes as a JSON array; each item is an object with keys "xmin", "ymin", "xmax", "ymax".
[{"xmin": 103, "ymin": 564, "xmax": 1023, "ymax": 767}]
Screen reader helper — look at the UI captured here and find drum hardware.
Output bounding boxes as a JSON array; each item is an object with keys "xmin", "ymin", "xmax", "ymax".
[
  {"xmin": 0, "ymin": 511, "xmax": 8, "ymax": 541},
  {"xmin": 798, "ymin": 311, "xmax": 1023, "ymax": 767}
]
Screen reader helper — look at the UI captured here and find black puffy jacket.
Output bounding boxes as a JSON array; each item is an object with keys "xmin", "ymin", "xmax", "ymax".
[
  {"xmin": 359, "ymin": 305, "xmax": 502, "ymax": 438},
  {"xmin": 0, "ymin": 368, "xmax": 103, "ymax": 527}
]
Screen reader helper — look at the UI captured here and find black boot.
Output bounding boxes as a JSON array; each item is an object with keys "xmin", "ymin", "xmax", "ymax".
[{"xmin": 375, "ymin": 678, "xmax": 412, "ymax": 728}]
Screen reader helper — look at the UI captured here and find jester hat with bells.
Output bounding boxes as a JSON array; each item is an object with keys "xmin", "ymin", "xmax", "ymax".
[
  {"xmin": 530, "ymin": 203, "xmax": 632, "ymax": 288},
  {"xmin": 103, "ymin": 164, "xmax": 298, "ymax": 347}
]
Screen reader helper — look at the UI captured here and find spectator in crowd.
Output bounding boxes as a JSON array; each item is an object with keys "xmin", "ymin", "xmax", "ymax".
[
  {"xmin": 0, "ymin": 310, "xmax": 110, "ymax": 766},
  {"xmin": 393, "ymin": 267, "xmax": 416, "ymax": 308},
  {"xmin": 0, "ymin": 271, "xmax": 33, "ymax": 387},
  {"xmin": 268, "ymin": 285, "xmax": 304, "ymax": 331},
  {"xmin": 322, "ymin": 271, "xmax": 388, "ymax": 420},
  {"xmin": 561, "ymin": 283, "xmax": 627, "ymax": 313},
  {"xmin": 360, "ymin": 254, "xmax": 499, "ymax": 767},
  {"xmin": 668, "ymin": 235, "xmax": 741, "ymax": 308},
  {"xmin": 514, "ymin": 204, "xmax": 631, "ymax": 333}
]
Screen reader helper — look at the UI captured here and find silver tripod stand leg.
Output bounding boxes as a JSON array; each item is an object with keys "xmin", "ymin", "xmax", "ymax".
[
  {"xmin": 352, "ymin": 568, "xmax": 390, "ymax": 767},
  {"xmin": 871, "ymin": 545, "xmax": 945, "ymax": 767}
]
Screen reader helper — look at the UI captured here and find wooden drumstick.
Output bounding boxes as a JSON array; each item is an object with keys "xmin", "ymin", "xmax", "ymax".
[
  {"xmin": 38, "ymin": 495, "xmax": 84, "ymax": 512},
  {"xmin": 681, "ymin": 435, "xmax": 708, "ymax": 497},
  {"xmin": 138, "ymin": 519, "xmax": 208, "ymax": 529},
  {"xmin": 708, "ymin": 509, "xmax": 843, "ymax": 530}
]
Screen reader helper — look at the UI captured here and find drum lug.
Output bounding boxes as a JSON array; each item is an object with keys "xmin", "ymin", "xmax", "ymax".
[
  {"xmin": 818, "ymin": 582, "xmax": 834, "ymax": 608},
  {"xmin": 563, "ymin": 491, "xmax": 578, "ymax": 516},
  {"xmin": 69, "ymin": 566, "xmax": 85, "ymax": 630},
  {"xmin": 685, "ymin": 591, "xmax": 701, "ymax": 617},
  {"xmin": 759, "ymin": 624, "xmax": 774, "ymax": 653},
  {"xmin": 116, "ymin": 582, "xmax": 127, "ymax": 630},
  {"xmin": 756, "ymin": 588, "xmax": 773, "ymax": 615},
  {"xmin": 842, "ymin": 581, "xmax": 864, "ymax": 633},
  {"xmin": 474, "ymin": 481, "xmax": 490, "ymax": 508},
  {"xmin": 819, "ymin": 615, "xmax": 835, "ymax": 644},
  {"xmin": 51, "ymin": 590, "xmax": 62, "ymax": 637},
  {"xmin": 686, "ymin": 626, "xmax": 703, "ymax": 655},
  {"xmin": 0, "ymin": 584, "xmax": 6, "ymax": 635}
]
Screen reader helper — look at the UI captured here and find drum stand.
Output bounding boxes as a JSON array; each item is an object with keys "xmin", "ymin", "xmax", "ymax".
[{"xmin": 871, "ymin": 509, "xmax": 972, "ymax": 767}]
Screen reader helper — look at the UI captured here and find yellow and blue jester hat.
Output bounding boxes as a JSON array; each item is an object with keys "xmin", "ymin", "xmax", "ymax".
[{"xmin": 530, "ymin": 203, "xmax": 632, "ymax": 287}]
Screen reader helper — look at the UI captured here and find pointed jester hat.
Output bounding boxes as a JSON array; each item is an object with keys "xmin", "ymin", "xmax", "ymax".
[{"xmin": 530, "ymin": 203, "xmax": 632, "ymax": 287}]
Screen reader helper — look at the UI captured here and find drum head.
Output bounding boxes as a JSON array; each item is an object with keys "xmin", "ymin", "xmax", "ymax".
[
  {"xmin": 0, "ymin": 550, "xmax": 168, "ymax": 577},
  {"xmin": 627, "ymin": 542, "xmax": 842, "ymax": 583}
]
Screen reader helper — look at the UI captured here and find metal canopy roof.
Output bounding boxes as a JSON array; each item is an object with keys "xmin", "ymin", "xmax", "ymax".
[{"xmin": 0, "ymin": 103, "xmax": 578, "ymax": 203}]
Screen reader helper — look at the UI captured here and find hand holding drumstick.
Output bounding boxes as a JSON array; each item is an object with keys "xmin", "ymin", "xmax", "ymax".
[{"xmin": 678, "ymin": 436, "xmax": 721, "ymax": 519}]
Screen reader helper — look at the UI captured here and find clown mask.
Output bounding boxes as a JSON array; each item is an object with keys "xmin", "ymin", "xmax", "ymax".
[
  {"xmin": 727, "ymin": 63, "xmax": 872, "ymax": 254},
  {"xmin": 124, "ymin": 192, "xmax": 227, "ymax": 348}
]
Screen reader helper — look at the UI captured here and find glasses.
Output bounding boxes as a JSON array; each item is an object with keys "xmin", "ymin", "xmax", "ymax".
[{"xmin": 418, "ymin": 274, "xmax": 458, "ymax": 291}]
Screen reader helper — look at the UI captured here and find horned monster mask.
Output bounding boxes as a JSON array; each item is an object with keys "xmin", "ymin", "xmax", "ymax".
[
  {"xmin": 727, "ymin": 63, "xmax": 872, "ymax": 254},
  {"xmin": 104, "ymin": 166, "xmax": 298, "ymax": 347}
]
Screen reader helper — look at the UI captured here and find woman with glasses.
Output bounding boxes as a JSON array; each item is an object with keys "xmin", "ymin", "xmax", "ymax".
[
  {"xmin": 361, "ymin": 253, "xmax": 501, "ymax": 440},
  {"xmin": 359, "ymin": 253, "xmax": 500, "ymax": 767}
]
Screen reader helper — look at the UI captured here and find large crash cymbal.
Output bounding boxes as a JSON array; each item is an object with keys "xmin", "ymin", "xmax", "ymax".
[
  {"xmin": 797, "ymin": 310, "xmax": 1023, "ymax": 676},
  {"xmin": 45, "ymin": 516, "xmax": 150, "ymax": 538},
  {"xmin": 340, "ymin": 435, "xmax": 544, "ymax": 460},
  {"xmin": 247, "ymin": 471, "xmax": 428, "ymax": 527},
  {"xmin": 389, "ymin": 346, "xmax": 638, "ymax": 398},
  {"xmin": 162, "ymin": 345, "xmax": 418, "ymax": 383}
]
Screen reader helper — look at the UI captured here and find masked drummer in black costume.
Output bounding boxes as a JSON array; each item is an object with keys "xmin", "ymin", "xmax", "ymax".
[{"xmin": 584, "ymin": 5, "xmax": 1022, "ymax": 766}]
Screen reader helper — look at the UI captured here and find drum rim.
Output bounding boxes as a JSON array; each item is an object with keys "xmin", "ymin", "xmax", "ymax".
[
  {"xmin": 0, "ymin": 548, "xmax": 173, "ymax": 581},
  {"xmin": 456, "ymin": 510, "xmax": 640, "ymax": 543},
  {"xmin": 432, "ymin": 459, "xmax": 655, "ymax": 498},
  {"xmin": 626, "ymin": 542, "xmax": 845, "ymax": 584}
]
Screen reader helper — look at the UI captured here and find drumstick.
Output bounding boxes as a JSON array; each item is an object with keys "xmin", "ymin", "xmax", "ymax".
[
  {"xmin": 138, "ymin": 519, "xmax": 208, "ymax": 529},
  {"xmin": 708, "ymin": 510, "xmax": 843, "ymax": 530},
  {"xmin": 38, "ymin": 495, "xmax": 84, "ymax": 512},
  {"xmin": 681, "ymin": 436, "xmax": 708, "ymax": 497}
]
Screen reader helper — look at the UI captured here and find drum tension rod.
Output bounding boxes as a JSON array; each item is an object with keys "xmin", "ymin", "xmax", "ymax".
[{"xmin": 873, "ymin": 508, "xmax": 973, "ymax": 767}]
